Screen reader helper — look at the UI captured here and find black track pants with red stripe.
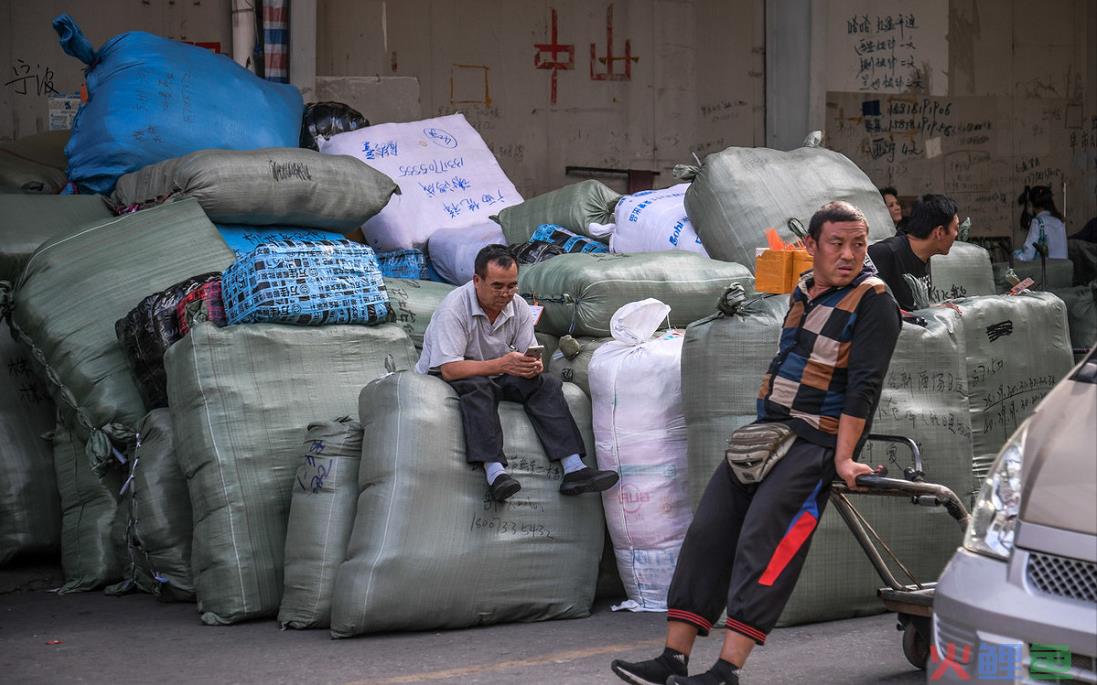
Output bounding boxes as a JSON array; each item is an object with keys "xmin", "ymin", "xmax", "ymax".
[{"xmin": 665, "ymin": 438, "xmax": 836, "ymax": 645}]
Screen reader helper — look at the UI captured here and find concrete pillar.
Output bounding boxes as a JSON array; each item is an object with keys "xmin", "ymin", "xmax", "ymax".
[{"xmin": 290, "ymin": 0, "xmax": 317, "ymax": 101}]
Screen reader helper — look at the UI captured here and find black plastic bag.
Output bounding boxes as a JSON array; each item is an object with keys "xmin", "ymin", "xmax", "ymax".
[
  {"xmin": 115, "ymin": 273, "xmax": 222, "ymax": 409},
  {"xmin": 510, "ymin": 241, "xmax": 565, "ymax": 266},
  {"xmin": 299, "ymin": 102, "xmax": 370, "ymax": 150}
]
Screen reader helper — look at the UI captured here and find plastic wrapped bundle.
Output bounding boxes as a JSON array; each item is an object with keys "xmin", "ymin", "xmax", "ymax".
[
  {"xmin": 530, "ymin": 224, "xmax": 608, "ymax": 254},
  {"xmin": 115, "ymin": 272, "xmax": 221, "ymax": 409},
  {"xmin": 376, "ymin": 248, "xmax": 429, "ymax": 280},
  {"xmin": 279, "ymin": 418, "xmax": 363, "ymax": 629},
  {"xmin": 175, "ymin": 279, "xmax": 226, "ymax": 336},
  {"xmin": 216, "ymin": 225, "xmax": 348, "ymax": 258},
  {"xmin": 426, "ymin": 222, "xmax": 505, "ymax": 285},
  {"xmin": 221, "ymin": 240, "xmax": 389, "ymax": 326},
  {"xmin": 609, "ymin": 184, "xmax": 708, "ymax": 256},
  {"xmin": 512, "ymin": 241, "xmax": 565, "ymax": 266}
]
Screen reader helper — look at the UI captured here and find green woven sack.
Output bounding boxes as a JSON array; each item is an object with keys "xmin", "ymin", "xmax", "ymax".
[
  {"xmin": 546, "ymin": 336, "xmax": 611, "ymax": 398},
  {"xmin": 927, "ymin": 241, "xmax": 996, "ymax": 301},
  {"xmin": 951, "ymin": 293, "xmax": 1073, "ymax": 488},
  {"xmin": 1050, "ymin": 281, "xmax": 1097, "ymax": 350},
  {"xmin": 518, "ymin": 252, "xmax": 753, "ymax": 337},
  {"xmin": 496, "ymin": 180, "xmax": 620, "ymax": 244},
  {"xmin": 0, "ymin": 131, "xmax": 69, "ymax": 194},
  {"xmin": 0, "ymin": 328, "xmax": 60, "ymax": 565},
  {"xmin": 10, "ymin": 199, "xmax": 235, "ymax": 472},
  {"xmin": 330, "ymin": 371, "xmax": 604, "ymax": 637},
  {"xmin": 0, "ymin": 195, "xmax": 112, "ymax": 283},
  {"xmin": 52, "ymin": 423, "xmax": 126, "ymax": 593},
  {"xmin": 165, "ymin": 322, "xmax": 417, "ymax": 625},
  {"xmin": 382, "ymin": 277, "xmax": 455, "ymax": 350},
  {"xmin": 682, "ymin": 145, "xmax": 894, "ymax": 268},
  {"xmin": 111, "ymin": 148, "xmax": 398, "ymax": 230},
  {"xmin": 279, "ymin": 418, "xmax": 363, "ymax": 630},
  {"xmin": 109, "ymin": 408, "xmax": 194, "ymax": 602},
  {"xmin": 994, "ymin": 259, "xmax": 1074, "ymax": 291}
]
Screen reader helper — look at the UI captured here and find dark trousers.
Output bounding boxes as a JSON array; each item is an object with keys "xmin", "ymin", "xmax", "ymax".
[
  {"xmin": 445, "ymin": 373, "xmax": 586, "ymax": 465},
  {"xmin": 665, "ymin": 438, "xmax": 836, "ymax": 645}
]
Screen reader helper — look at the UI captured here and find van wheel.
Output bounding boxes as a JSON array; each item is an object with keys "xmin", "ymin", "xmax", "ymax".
[{"xmin": 902, "ymin": 622, "xmax": 930, "ymax": 670}]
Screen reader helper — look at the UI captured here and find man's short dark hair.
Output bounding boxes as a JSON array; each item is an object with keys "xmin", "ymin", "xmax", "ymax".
[
  {"xmin": 904, "ymin": 194, "xmax": 958, "ymax": 239},
  {"xmin": 474, "ymin": 244, "xmax": 517, "ymax": 278},
  {"xmin": 807, "ymin": 201, "xmax": 867, "ymax": 241}
]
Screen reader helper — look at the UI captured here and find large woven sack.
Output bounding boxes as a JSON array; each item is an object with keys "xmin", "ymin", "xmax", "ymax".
[
  {"xmin": 927, "ymin": 241, "xmax": 996, "ymax": 301},
  {"xmin": 609, "ymin": 184, "xmax": 708, "ymax": 256},
  {"xmin": 279, "ymin": 418, "xmax": 363, "ymax": 630},
  {"xmin": 52, "ymin": 423, "xmax": 126, "ymax": 593},
  {"xmin": 109, "ymin": 409, "xmax": 194, "ymax": 601},
  {"xmin": 319, "ymin": 114, "xmax": 521, "ymax": 251},
  {"xmin": 518, "ymin": 252, "xmax": 753, "ymax": 337},
  {"xmin": 547, "ymin": 336, "xmax": 612, "ymax": 397},
  {"xmin": 329, "ymin": 371, "xmax": 604, "ymax": 637},
  {"xmin": 683, "ymin": 145, "xmax": 894, "ymax": 267},
  {"xmin": 0, "ymin": 329, "xmax": 60, "ymax": 565},
  {"xmin": 496, "ymin": 180, "xmax": 620, "ymax": 244},
  {"xmin": 952, "ymin": 294, "xmax": 1074, "ymax": 486},
  {"xmin": 681, "ymin": 296, "xmax": 789, "ymax": 508},
  {"xmin": 0, "ymin": 131, "xmax": 69, "ymax": 194},
  {"xmin": 781, "ymin": 308, "xmax": 973, "ymax": 624},
  {"xmin": 1068, "ymin": 239, "xmax": 1097, "ymax": 285},
  {"xmin": 382, "ymin": 278, "xmax": 456, "ymax": 350},
  {"xmin": 11, "ymin": 199, "xmax": 235, "ymax": 471},
  {"xmin": 53, "ymin": 14, "xmax": 302, "ymax": 194},
  {"xmin": 165, "ymin": 322, "xmax": 417, "ymax": 625},
  {"xmin": 1050, "ymin": 281, "xmax": 1097, "ymax": 351},
  {"xmin": 427, "ymin": 222, "xmax": 505, "ymax": 285},
  {"xmin": 589, "ymin": 301, "xmax": 689, "ymax": 611},
  {"xmin": 534, "ymin": 332, "xmax": 558, "ymax": 368},
  {"xmin": 111, "ymin": 149, "xmax": 396, "ymax": 230},
  {"xmin": 994, "ymin": 259, "xmax": 1074, "ymax": 291},
  {"xmin": 0, "ymin": 195, "xmax": 112, "ymax": 283}
]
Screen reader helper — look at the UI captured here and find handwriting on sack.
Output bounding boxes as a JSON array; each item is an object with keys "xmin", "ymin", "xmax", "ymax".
[
  {"xmin": 469, "ymin": 514, "xmax": 555, "ymax": 540},
  {"xmin": 481, "ymin": 493, "xmax": 546, "ymax": 514},
  {"xmin": 270, "ymin": 160, "xmax": 313, "ymax": 182},
  {"xmin": 297, "ymin": 454, "xmax": 334, "ymax": 494},
  {"xmin": 980, "ymin": 375, "xmax": 1058, "ymax": 435},
  {"xmin": 424, "ymin": 127, "xmax": 458, "ymax": 148},
  {"xmin": 6, "ymin": 355, "xmax": 49, "ymax": 406}
]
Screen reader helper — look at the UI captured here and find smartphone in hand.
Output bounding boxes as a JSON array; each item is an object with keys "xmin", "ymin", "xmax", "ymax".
[{"xmin": 524, "ymin": 345, "xmax": 545, "ymax": 359}]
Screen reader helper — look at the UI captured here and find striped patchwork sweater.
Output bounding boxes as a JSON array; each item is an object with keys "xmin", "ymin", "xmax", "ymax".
[{"xmin": 757, "ymin": 267, "xmax": 901, "ymax": 449}]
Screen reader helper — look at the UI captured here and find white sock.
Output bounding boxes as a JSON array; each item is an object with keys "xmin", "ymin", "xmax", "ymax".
[
  {"xmin": 561, "ymin": 454, "xmax": 585, "ymax": 474},
  {"xmin": 485, "ymin": 461, "xmax": 506, "ymax": 485}
]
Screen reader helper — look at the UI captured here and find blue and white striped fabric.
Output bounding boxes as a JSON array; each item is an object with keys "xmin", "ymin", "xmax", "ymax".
[
  {"xmin": 262, "ymin": 0, "xmax": 289, "ymax": 82},
  {"xmin": 222, "ymin": 239, "xmax": 389, "ymax": 326}
]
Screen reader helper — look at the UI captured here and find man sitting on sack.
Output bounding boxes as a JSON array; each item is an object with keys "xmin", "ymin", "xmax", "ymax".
[
  {"xmin": 416, "ymin": 244, "xmax": 619, "ymax": 502},
  {"xmin": 867, "ymin": 193, "xmax": 960, "ymax": 311},
  {"xmin": 610, "ymin": 201, "xmax": 901, "ymax": 685}
]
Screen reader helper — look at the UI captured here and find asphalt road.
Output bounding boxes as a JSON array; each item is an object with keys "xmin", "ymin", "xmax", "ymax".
[{"xmin": 0, "ymin": 559, "xmax": 926, "ymax": 685}]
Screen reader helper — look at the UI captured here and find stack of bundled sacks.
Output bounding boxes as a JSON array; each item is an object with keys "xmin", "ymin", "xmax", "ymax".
[{"xmin": 2, "ymin": 12, "xmax": 1084, "ymax": 641}]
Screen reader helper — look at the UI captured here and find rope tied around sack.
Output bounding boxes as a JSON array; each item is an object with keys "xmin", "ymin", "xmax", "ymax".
[{"xmin": 2, "ymin": 280, "xmax": 136, "ymax": 479}]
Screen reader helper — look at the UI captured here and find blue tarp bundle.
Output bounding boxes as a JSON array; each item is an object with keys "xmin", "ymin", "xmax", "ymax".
[
  {"xmin": 53, "ymin": 14, "xmax": 303, "ymax": 194},
  {"xmin": 376, "ymin": 249, "xmax": 430, "ymax": 280},
  {"xmin": 216, "ymin": 225, "xmax": 349, "ymax": 258},
  {"xmin": 221, "ymin": 240, "xmax": 389, "ymax": 326},
  {"xmin": 530, "ymin": 224, "xmax": 608, "ymax": 254}
]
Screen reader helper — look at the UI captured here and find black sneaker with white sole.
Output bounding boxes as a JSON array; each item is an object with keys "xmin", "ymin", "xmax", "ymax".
[
  {"xmin": 610, "ymin": 649, "xmax": 688, "ymax": 685},
  {"xmin": 559, "ymin": 466, "xmax": 619, "ymax": 495}
]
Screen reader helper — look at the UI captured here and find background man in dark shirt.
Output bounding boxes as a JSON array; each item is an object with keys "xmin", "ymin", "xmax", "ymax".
[{"xmin": 868, "ymin": 194, "xmax": 959, "ymax": 311}]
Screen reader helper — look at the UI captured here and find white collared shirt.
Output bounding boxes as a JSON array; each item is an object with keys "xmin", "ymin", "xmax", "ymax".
[{"xmin": 415, "ymin": 281, "xmax": 536, "ymax": 374}]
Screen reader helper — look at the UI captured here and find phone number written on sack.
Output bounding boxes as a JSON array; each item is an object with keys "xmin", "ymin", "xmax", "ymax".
[{"xmin": 469, "ymin": 514, "xmax": 556, "ymax": 541}]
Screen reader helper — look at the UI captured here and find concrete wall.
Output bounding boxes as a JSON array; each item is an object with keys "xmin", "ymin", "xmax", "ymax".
[
  {"xmin": 819, "ymin": 0, "xmax": 1097, "ymax": 238},
  {"xmin": 315, "ymin": 0, "xmax": 765, "ymax": 197}
]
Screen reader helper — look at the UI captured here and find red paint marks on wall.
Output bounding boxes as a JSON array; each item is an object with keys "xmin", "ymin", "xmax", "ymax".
[
  {"xmin": 534, "ymin": 8, "xmax": 574, "ymax": 105},
  {"xmin": 590, "ymin": 3, "xmax": 638, "ymax": 82}
]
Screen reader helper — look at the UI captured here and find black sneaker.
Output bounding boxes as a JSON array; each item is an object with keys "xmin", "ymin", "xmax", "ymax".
[
  {"xmin": 559, "ymin": 466, "xmax": 619, "ymax": 495},
  {"xmin": 667, "ymin": 660, "xmax": 739, "ymax": 685},
  {"xmin": 489, "ymin": 473, "xmax": 521, "ymax": 502},
  {"xmin": 611, "ymin": 650, "xmax": 687, "ymax": 685}
]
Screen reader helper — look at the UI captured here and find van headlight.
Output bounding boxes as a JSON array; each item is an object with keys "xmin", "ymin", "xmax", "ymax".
[{"xmin": 963, "ymin": 426, "xmax": 1026, "ymax": 560}]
